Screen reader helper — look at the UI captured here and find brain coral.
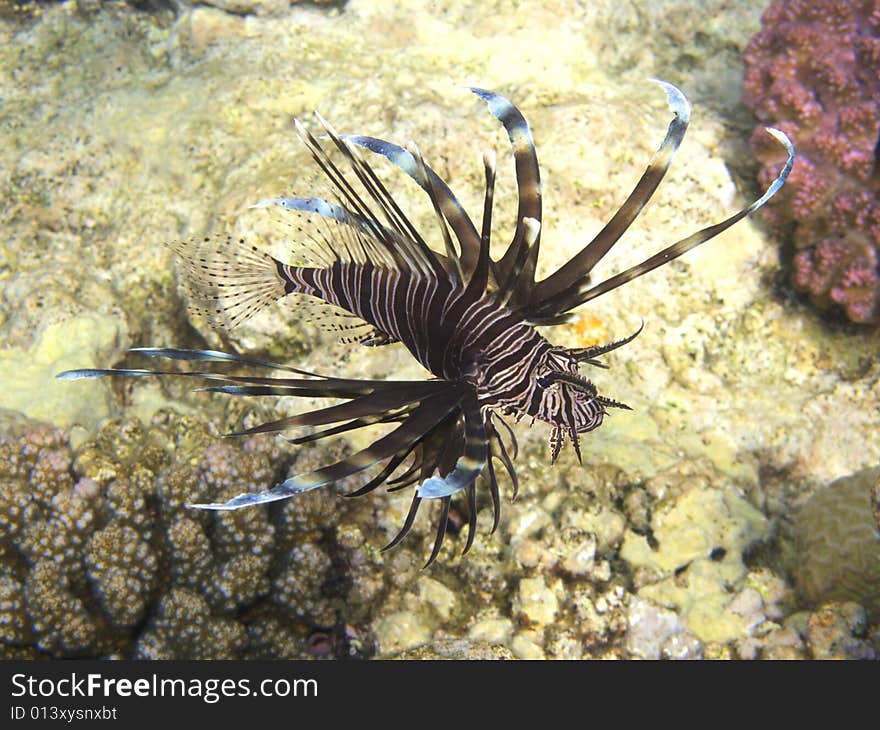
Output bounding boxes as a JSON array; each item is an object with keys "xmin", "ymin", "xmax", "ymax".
[
  {"xmin": 794, "ymin": 467, "xmax": 880, "ymax": 620},
  {"xmin": 742, "ymin": 0, "xmax": 880, "ymax": 324}
]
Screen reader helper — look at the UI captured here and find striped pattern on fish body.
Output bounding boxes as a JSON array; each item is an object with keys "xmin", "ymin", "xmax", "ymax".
[
  {"xmin": 271, "ymin": 257, "xmax": 581, "ymax": 440},
  {"xmin": 277, "ymin": 262, "xmax": 458, "ymax": 378},
  {"xmin": 58, "ymin": 82, "xmax": 794, "ymax": 563}
]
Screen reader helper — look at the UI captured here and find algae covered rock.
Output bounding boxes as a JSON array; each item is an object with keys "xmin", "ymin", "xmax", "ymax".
[
  {"xmin": 805, "ymin": 602, "xmax": 877, "ymax": 660},
  {"xmin": 627, "ymin": 596, "xmax": 704, "ymax": 660},
  {"xmin": 619, "ymin": 463, "xmax": 775, "ymax": 644},
  {"xmin": 0, "ymin": 314, "xmax": 122, "ymax": 432}
]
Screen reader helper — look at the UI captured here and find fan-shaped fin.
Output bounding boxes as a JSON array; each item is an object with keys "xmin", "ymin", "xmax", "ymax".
[
  {"xmin": 343, "ymin": 449, "xmax": 415, "ymax": 498},
  {"xmin": 167, "ymin": 235, "xmax": 288, "ymax": 331},
  {"xmin": 58, "ymin": 349, "xmax": 452, "ymax": 400},
  {"xmin": 227, "ymin": 386, "xmax": 428, "ymax": 437},
  {"xmin": 415, "ymin": 394, "xmax": 488, "ymax": 499},
  {"xmin": 285, "ymin": 410, "xmax": 405, "ymax": 445},
  {"xmin": 301, "ymin": 116, "xmax": 445, "ymax": 280},
  {"xmin": 250, "ymin": 195, "xmax": 400, "ymax": 269},
  {"xmin": 188, "ymin": 385, "xmax": 465, "ymax": 509}
]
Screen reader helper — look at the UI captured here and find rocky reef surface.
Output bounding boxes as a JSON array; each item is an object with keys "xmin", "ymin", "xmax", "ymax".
[{"xmin": 1, "ymin": 0, "xmax": 878, "ymax": 659}]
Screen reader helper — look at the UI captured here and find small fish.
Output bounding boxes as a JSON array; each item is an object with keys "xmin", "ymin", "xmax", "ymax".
[{"xmin": 59, "ymin": 82, "xmax": 793, "ymax": 564}]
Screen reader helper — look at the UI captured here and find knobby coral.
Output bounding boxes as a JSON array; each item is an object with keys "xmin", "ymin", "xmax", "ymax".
[
  {"xmin": 743, "ymin": 0, "xmax": 880, "ymax": 324},
  {"xmin": 0, "ymin": 414, "xmax": 376, "ymax": 659}
]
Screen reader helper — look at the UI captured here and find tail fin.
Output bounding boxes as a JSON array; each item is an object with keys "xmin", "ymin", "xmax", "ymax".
[{"xmin": 168, "ymin": 235, "xmax": 288, "ymax": 331}]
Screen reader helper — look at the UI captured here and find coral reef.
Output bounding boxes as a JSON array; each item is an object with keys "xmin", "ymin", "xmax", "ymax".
[
  {"xmin": 2, "ymin": 408, "xmax": 878, "ymax": 660},
  {"xmin": 0, "ymin": 414, "xmax": 356, "ymax": 659},
  {"xmin": 2, "ymin": 0, "xmax": 879, "ymax": 661},
  {"xmin": 743, "ymin": 0, "xmax": 880, "ymax": 324}
]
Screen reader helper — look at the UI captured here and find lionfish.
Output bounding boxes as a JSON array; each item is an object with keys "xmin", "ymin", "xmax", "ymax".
[{"xmin": 60, "ymin": 81, "xmax": 793, "ymax": 564}]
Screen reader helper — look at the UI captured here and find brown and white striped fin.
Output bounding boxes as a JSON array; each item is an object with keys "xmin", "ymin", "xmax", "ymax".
[
  {"xmin": 188, "ymin": 385, "xmax": 466, "ymax": 510},
  {"xmin": 530, "ymin": 80, "xmax": 689, "ymax": 312},
  {"xmin": 414, "ymin": 392, "xmax": 488, "ymax": 500},
  {"xmin": 302, "ymin": 116, "xmax": 446, "ymax": 280},
  {"xmin": 469, "ymin": 87, "xmax": 542, "ymax": 305},
  {"xmin": 539, "ymin": 126, "xmax": 795, "ymax": 317},
  {"xmin": 342, "ymin": 134, "xmax": 483, "ymax": 280},
  {"xmin": 167, "ymin": 235, "xmax": 288, "ymax": 331}
]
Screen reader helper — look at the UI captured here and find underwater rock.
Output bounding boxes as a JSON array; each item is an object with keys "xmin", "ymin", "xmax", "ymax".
[
  {"xmin": 759, "ymin": 624, "xmax": 807, "ymax": 660},
  {"xmin": 659, "ymin": 629, "xmax": 704, "ymax": 660},
  {"xmin": 514, "ymin": 576, "xmax": 560, "ymax": 629},
  {"xmin": 0, "ymin": 314, "xmax": 121, "ymax": 431},
  {"xmin": 619, "ymin": 463, "xmax": 776, "ymax": 644},
  {"xmin": 626, "ymin": 596, "xmax": 690, "ymax": 660},
  {"xmin": 393, "ymin": 638, "xmax": 514, "ymax": 660},
  {"xmin": 467, "ymin": 616, "xmax": 514, "ymax": 645},
  {"xmin": 177, "ymin": 6, "xmax": 249, "ymax": 58},
  {"xmin": 805, "ymin": 602, "xmax": 877, "ymax": 659},
  {"xmin": 509, "ymin": 633, "xmax": 545, "ymax": 660},
  {"xmin": 198, "ymin": 0, "xmax": 291, "ymax": 16},
  {"xmin": 743, "ymin": 0, "xmax": 880, "ymax": 324},
  {"xmin": 372, "ymin": 610, "xmax": 432, "ymax": 655},
  {"xmin": 417, "ymin": 576, "xmax": 458, "ymax": 622}
]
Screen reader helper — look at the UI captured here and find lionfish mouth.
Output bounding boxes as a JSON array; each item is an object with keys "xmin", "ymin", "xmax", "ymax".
[{"xmin": 58, "ymin": 81, "xmax": 794, "ymax": 565}]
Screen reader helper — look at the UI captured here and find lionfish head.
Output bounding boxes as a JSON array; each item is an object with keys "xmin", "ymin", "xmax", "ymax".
[
  {"xmin": 533, "ymin": 324, "xmax": 644, "ymax": 463},
  {"xmin": 536, "ymin": 366, "xmax": 632, "ymax": 464}
]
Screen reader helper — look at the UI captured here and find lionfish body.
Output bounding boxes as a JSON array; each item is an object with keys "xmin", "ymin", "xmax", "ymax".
[{"xmin": 61, "ymin": 82, "xmax": 794, "ymax": 564}]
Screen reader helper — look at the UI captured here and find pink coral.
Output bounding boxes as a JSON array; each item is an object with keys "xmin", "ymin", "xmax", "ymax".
[{"xmin": 743, "ymin": 0, "xmax": 880, "ymax": 324}]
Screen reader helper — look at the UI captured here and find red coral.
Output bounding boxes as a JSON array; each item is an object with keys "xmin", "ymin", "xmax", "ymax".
[{"xmin": 743, "ymin": 0, "xmax": 880, "ymax": 324}]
